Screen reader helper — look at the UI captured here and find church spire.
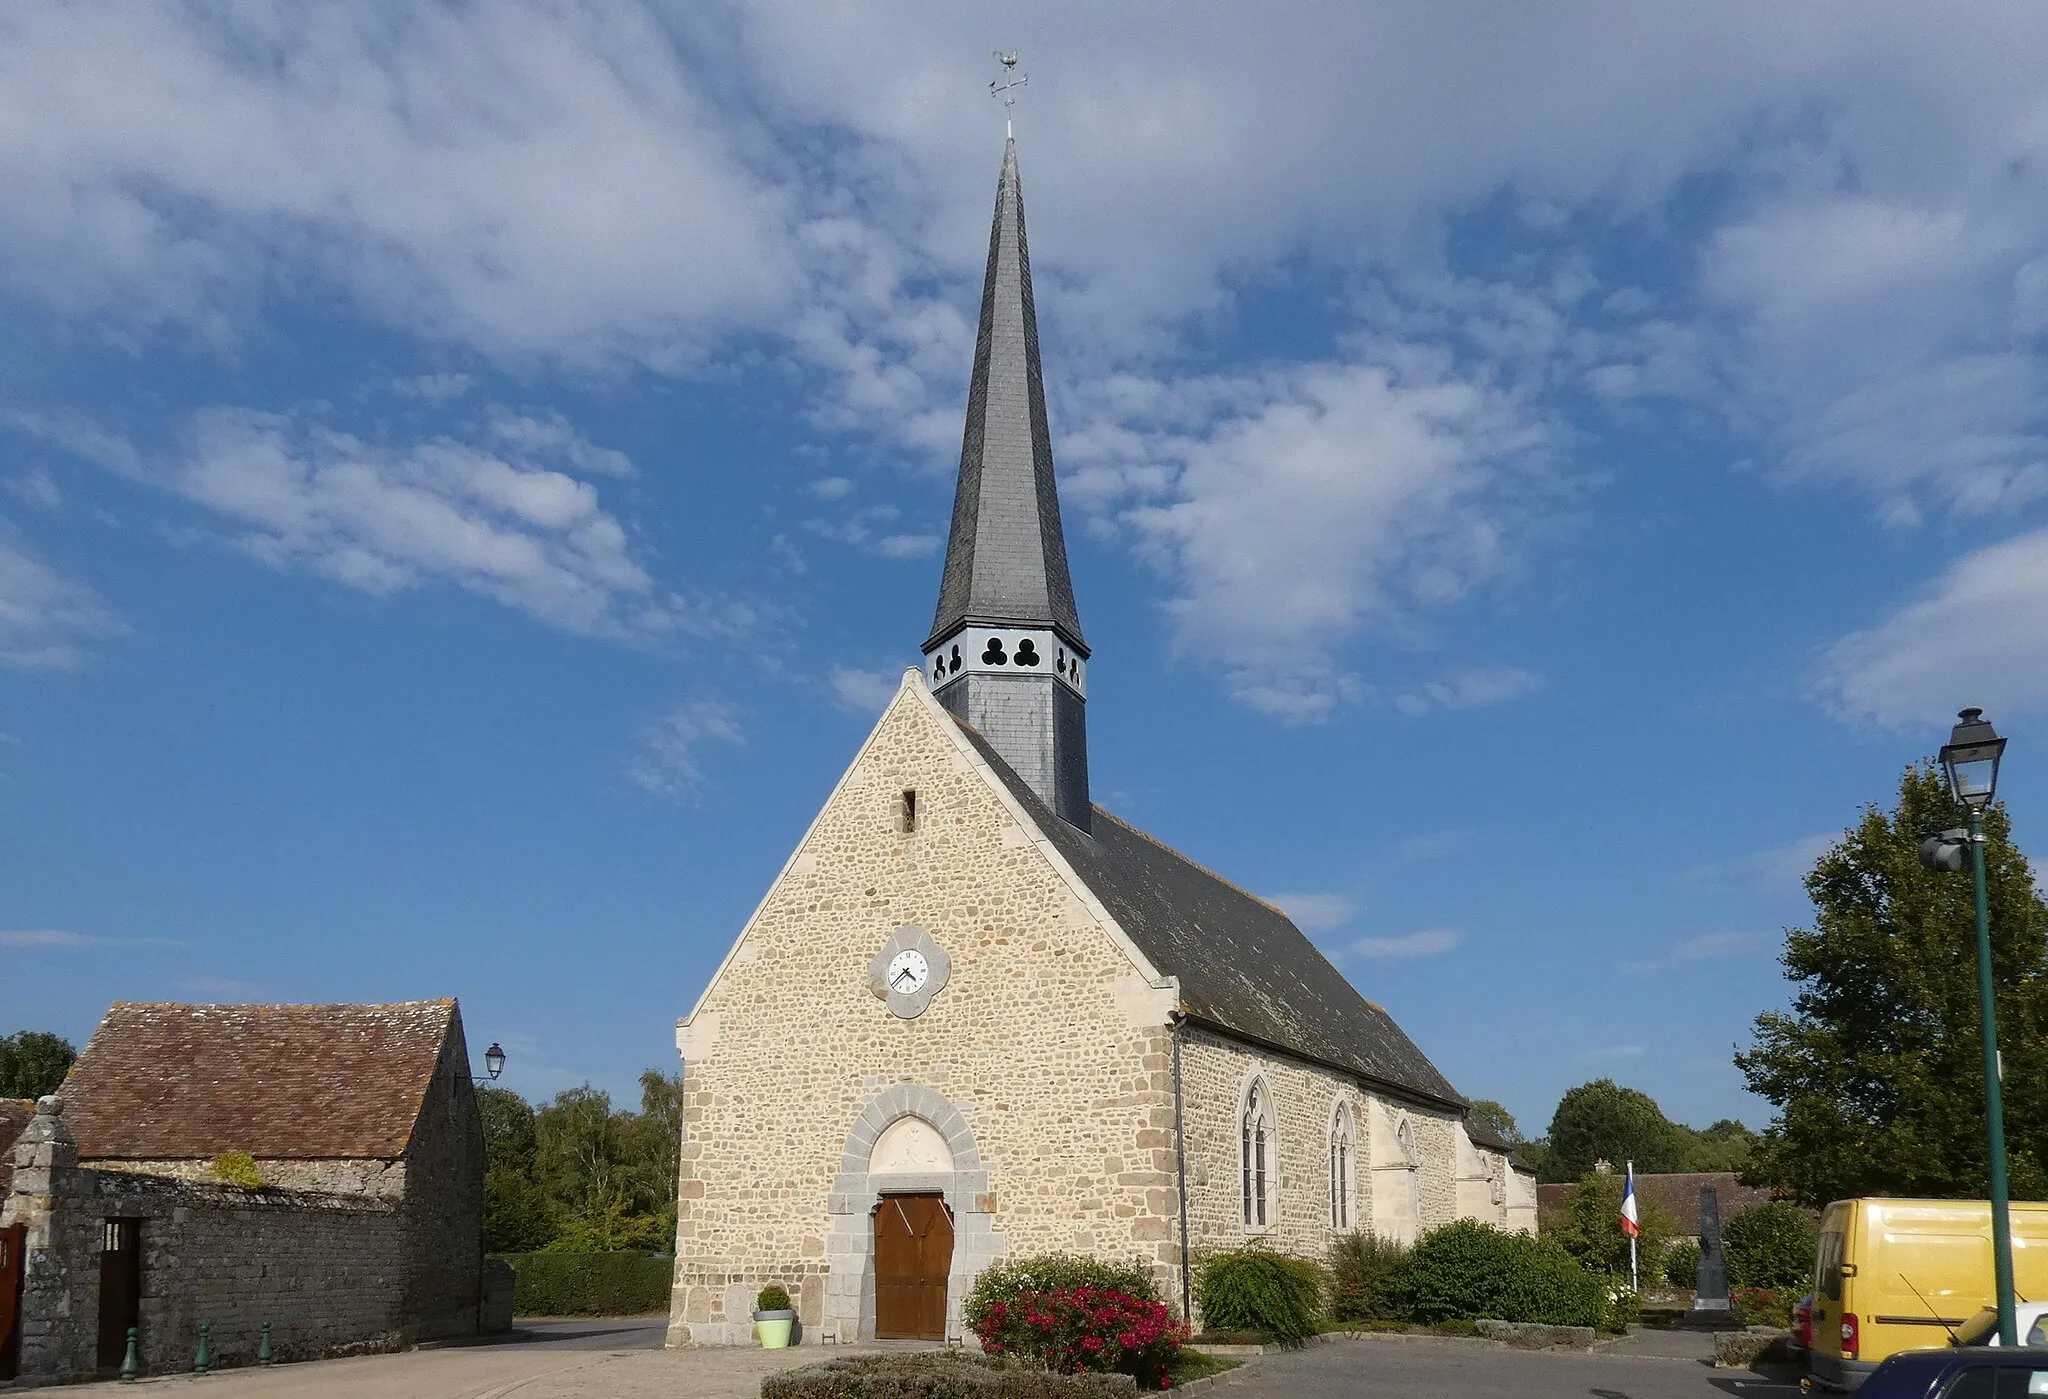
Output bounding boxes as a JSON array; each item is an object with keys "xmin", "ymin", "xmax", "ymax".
[{"xmin": 924, "ymin": 136, "xmax": 1091, "ymax": 831}]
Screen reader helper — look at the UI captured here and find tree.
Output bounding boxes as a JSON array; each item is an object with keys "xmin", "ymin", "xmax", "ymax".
[
  {"xmin": 1544, "ymin": 1169, "xmax": 1679, "ymax": 1289},
  {"xmin": 1687, "ymin": 1120, "xmax": 1759, "ymax": 1174},
  {"xmin": 1539, "ymin": 1080, "xmax": 1693, "ymax": 1183},
  {"xmin": 1467, "ymin": 1099, "xmax": 1524, "ymax": 1146},
  {"xmin": 478, "ymin": 1085, "xmax": 537, "ymax": 1176},
  {"xmin": 1735, "ymin": 764, "xmax": 2048, "ymax": 1207},
  {"xmin": 0, "ymin": 1031, "xmax": 77, "ymax": 1099}
]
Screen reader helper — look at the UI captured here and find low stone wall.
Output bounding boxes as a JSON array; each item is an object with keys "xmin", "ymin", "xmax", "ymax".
[
  {"xmin": 7, "ymin": 1162, "xmax": 409, "ymax": 1382},
  {"xmin": 1473, "ymin": 1319, "xmax": 1596, "ymax": 1350}
]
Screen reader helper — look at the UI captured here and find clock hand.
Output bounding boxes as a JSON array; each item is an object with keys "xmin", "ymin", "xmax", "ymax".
[{"xmin": 892, "ymin": 968, "xmax": 916, "ymax": 989}]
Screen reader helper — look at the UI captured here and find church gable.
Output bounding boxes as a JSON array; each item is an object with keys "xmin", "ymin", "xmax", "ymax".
[{"xmin": 677, "ymin": 669, "xmax": 1174, "ymax": 1066}]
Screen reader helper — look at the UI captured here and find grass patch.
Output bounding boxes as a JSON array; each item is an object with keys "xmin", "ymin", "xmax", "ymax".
[
  {"xmin": 1170, "ymin": 1350, "xmax": 1243, "ymax": 1385},
  {"xmin": 1186, "ymin": 1331, "xmax": 1267, "ymax": 1347}
]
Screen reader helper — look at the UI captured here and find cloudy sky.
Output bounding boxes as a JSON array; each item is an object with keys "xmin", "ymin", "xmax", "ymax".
[{"xmin": 4, "ymin": 1, "xmax": 2046, "ymax": 1136}]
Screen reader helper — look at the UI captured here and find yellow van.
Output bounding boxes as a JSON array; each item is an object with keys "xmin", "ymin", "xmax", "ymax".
[{"xmin": 1810, "ymin": 1199, "xmax": 2048, "ymax": 1390}]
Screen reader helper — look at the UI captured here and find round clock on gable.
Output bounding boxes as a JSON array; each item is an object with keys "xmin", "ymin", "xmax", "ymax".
[{"xmin": 867, "ymin": 925, "xmax": 949, "ymax": 1019}]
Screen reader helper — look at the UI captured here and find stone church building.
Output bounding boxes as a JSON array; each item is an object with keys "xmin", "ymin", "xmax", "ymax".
[{"xmin": 667, "ymin": 137, "xmax": 1536, "ymax": 1348}]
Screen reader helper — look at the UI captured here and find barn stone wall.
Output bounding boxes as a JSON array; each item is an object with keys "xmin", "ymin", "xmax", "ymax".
[
  {"xmin": 2, "ymin": 1101, "xmax": 410, "ymax": 1384},
  {"xmin": 668, "ymin": 683, "xmax": 1180, "ymax": 1345},
  {"xmin": 399, "ymin": 1024, "xmax": 488, "ymax": 1341}
]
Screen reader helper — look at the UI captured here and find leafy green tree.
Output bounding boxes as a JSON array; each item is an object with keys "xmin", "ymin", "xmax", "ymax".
[
  {"xmin": 1721, "ymin": 1202, "xmax": 1817, "ymax": 1291},
  {"xmin": 0, "ymin": 1031, "xmax": 77, "ymax": 1099},
  {"xmin": 1467, "ymin": 1099, "xmax": 1524, "ymax": 1146},
  {"xmin": 1735, "ymin": 764, "xmax": 2048, "ymax": 1206},
  {"xmin": 483, "ymin": 1168, "xmax": 558, "ymax": 1252},
  {"xmin": 1539, "ymin": 1080, "xmax": 1693, "ymax": 1183},
  {"xmin": 1543, "ymin": 1170, "xmax": 1678, "ymax": 1288},
  {"xmin": 1686, "ymin": 1120, "xmax": 1759, "ymax": 1173},
  {"xmin": 479, "ymin": 1085, "xmax": 537, "ymax": 1175}
]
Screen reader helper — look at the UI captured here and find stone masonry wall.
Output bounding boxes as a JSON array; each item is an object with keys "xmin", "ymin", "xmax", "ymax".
[
  {"xmin": 86, "ymin": 1157, "xmax": 406, "ymax": 1201},
  {"xmin": 1177, "ymin": 1028, "xmax": 1461, "ymax": 1264},
  {"xmin": 4, "ymin": 1161, "xmax": 407, "ymax": 1380},
  {"xmin": 669, "ymin": 683, "xmax": 1178, "ymax": 1345},
  {"xmin": 400, "ymin": 1025, "xmax": 487, "ymax": 1341}
]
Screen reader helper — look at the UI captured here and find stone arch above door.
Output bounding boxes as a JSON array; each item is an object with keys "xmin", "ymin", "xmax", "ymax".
[{"xmin": 824, "ymin": 1085, "xmax": 1002, "ymax": 1344}]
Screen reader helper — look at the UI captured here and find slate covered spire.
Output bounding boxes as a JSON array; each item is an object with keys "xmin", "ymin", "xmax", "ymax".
[
  {"xmin": 926, "ymin": 136, "xmax": 1086, "ymax": 655},
  {"xmin": 923, "ymin": 137, "xmax": 1091, "ymax": 831}
]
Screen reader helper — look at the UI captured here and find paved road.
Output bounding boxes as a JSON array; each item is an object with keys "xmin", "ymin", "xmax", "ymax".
[
  {"xmin": 516, "ymin": 1317, "xmax": 670, "ymax": 1351},
  {"xmin": 1212, "ymin": 1332, "xmax": 1804, "ymax": 1399},
  {"xmin": 43, "ymin": 1324, "xmax": 1801, "ymax": 1398}
]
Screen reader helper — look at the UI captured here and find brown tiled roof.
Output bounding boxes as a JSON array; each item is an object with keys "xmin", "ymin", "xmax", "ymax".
[
  {"xmin": 0, "ymin": 1097, "xmax": 35, "ymax": 1194},
  {"xmin": 58, "ymin": 1001, "xmax": 458, "ymax": 1161},
  {"xmin": 1537, "ymin": 1172, "xmax": 1781, "ymax": 1234}
]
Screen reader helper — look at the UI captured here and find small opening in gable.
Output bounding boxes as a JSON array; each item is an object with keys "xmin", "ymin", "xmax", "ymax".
[{"xmin": 898, "ymin": 788, "xmax": 918, "ymax": 834}]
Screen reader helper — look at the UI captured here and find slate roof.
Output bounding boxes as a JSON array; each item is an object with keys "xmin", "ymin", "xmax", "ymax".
[
  {"xmin": 927, "ymin": 137, "xmax": 1086, "ymax": 655},
  {"xmin": 0, "ymin": 1097, "xmax": 34, "ymax": 1194},
  {"xmin": 951, "ymin": 715, "xmax": 1464, "ymax": 1110},
  {"xmin": 57, "ymin": 1000, "xmax": 458, "ymax": 1161}
]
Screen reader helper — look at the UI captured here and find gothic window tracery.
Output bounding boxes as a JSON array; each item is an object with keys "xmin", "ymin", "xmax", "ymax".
[
  {"xmin": 1241, "ymin": 1079, "xmax": 1275, "ymax": 1230},
  {"xmin": 1328, "ymin": 1101, "xmax": 1354, "ymax": 1230}
]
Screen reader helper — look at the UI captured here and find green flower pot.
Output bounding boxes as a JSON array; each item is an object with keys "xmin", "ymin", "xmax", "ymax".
[{"xmin": 755, "ymin": 1311, "xmax": 795, "ymax": 1349}]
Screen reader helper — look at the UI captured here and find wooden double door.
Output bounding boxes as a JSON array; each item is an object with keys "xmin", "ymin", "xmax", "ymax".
[{"xmin": 873, "ymin": 1193, "xmax": 953, "ymax": 1340}]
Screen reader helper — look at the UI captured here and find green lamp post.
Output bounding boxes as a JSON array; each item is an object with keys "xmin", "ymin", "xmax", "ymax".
[{"xmin": 1939, "ymin": 707, "xmax": 2015, "ymax": 1346}]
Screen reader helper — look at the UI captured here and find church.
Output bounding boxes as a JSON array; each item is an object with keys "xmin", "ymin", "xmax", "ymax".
[{"xmin": 665, "ymin": 136, "xmax": 1537, "ymax": 1348}]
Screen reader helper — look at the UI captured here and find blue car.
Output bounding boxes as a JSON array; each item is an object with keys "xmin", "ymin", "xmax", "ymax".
[{"xmin": 1851, "ymin": 1348, "xmax": 2048, "ymax": 1399}]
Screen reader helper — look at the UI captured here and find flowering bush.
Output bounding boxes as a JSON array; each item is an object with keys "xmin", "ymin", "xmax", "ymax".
[
  {"xmin": 1732, "ymin": 1286, "xmax": 1792, "ymax": 1329},
  {"xmin": 969, "ymin": 1284, "xmax": 1184, "ymax": 1390}
]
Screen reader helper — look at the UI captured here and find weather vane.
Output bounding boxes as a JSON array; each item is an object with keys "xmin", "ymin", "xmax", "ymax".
[{"xmin": 990, "ymin": 51, "xmax": 1027, "ymax": 135}]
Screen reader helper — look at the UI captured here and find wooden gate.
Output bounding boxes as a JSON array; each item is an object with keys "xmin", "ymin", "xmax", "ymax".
[
  {"xmin": 0, "ymin": 1221, "xmax": 25, "ymax": 1381},
  {"xmin": 873, "ymin": 1193, "xmax": 953, "ymax": 1340},
  {"xmin": 95, "ymin": 1219, "xmax": 141, "ymax": 1372}
]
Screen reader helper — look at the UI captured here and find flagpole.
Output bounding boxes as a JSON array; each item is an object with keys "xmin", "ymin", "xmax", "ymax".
[{"xmin": 1627, "ymin": 1161, "xmax": 1639, "ymax": 1293}]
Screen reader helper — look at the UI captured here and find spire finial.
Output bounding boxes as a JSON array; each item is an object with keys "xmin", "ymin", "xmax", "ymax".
[{"xmin": 991, "ymin": 51, "xmax": 1027, "ymax": 138}]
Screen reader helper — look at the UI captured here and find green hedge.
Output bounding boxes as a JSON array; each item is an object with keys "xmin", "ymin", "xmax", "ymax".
[
  {"xmin": 1723, "ymin": 1202, "xmax": 1817, "ymax": 1291},
  {"xmin": 495, "ymin": 1252, "xmax": 675, "ymax": 1316},
  {"xmin": 1194, "ymin": 1248, "xmax": 1325, "ymax": 1345},
  {"xmin": 1665, "ymin": 1239, "xmax": 1702, "ymax": 1289},
  {"xmin": 762, "ymin": 1353, "xmax": 1137, "ymax": 1398},
  {"xmin": 1395, "ymin": 1219, "xmax": 1604, "ymax": 1328},
  {"xmin": 1328, "ymin": 1231, "xmax": 1411, "ymax": 1323}
]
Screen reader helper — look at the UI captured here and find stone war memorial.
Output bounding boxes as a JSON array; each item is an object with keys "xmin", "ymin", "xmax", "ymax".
[
  {"xmin": 666, "ymin": 133, "xmax": 1539, "ymax": 1348},
  {"xmin": 0, "ymin": 998, "xmax": 507, "ymax": 1383}
]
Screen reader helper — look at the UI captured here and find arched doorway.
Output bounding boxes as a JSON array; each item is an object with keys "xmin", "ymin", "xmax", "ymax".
[{"xmin": 873, "ymin": 1193, "xmax": 954, "ymax": 1339}]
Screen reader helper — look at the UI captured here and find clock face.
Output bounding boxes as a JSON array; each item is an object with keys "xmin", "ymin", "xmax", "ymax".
[{"xmin": 886, "ymin": 949, "xmax": 930, "ymax": 994}]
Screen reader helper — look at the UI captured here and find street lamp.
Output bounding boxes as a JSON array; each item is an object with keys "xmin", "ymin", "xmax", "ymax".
[
  {"xmin": 478, "ymin": 1043, "xmax": 507, "ymax": 1084},
  {"xmin": 1938, "ymin": 707, "xmax": 2015, "ymax": 1345}
]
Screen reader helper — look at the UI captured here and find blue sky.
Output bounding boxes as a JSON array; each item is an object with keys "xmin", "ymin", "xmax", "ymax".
[{"xmin": 4, "ymin": 3, "xmax": 2047, "ymax": 1139}]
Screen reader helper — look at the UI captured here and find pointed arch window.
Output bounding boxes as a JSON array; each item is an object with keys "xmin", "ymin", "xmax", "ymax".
[
  {"xmin": 1328, "ymin": 1102, "xmax": 1354, "ymax": 1230},
  {"xmin": 1241, "ymin": 1079, "xmax": 1275, "ymax": 1230}
]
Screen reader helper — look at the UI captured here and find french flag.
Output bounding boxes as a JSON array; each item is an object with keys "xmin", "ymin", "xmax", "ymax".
[{"xmin": 1621, "ymin": 1162, "xmax": 1641, "ymax": 1239}]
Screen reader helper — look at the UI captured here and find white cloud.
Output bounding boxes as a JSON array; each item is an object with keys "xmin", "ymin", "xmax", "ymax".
[
  {"xmin": 0, "ymin": 928, "xmax": 174, "ymax": 948},
  {"xmin": 809, "ymin": 477, "xmax": 855, "ymax": 501},
  {"xmin": 1818, "ymin": 529, "xmax": 2048, "ymax": 726},
  {"xmin": 1620, "ymin": 931, "xmax": 1765, "ymax": 974},
  {"xmin": 876, "ymin": 534, "xmax": 938, "ymax": 558},
  {"xmin": 828, "ymin": 666, "xmax": 900, "ymax": 714},
  {"xmin": 1099, "ymin": 360, "xmax": 1545, "ymax": 722},
  {"xmin": 1348, "ymin": 928, "xmax": 1462, "ymax": 959},
  {"xmin": 0, "ymin": 540, "xmax": 124, "ymax": 670},
  {"xmin": 1395, "ymin": 665, "xmax": 1544, "ymax": 717},
  {"xmin": 172, "ymin": 410, "xmax": 693, "ymax": 639},
  {"xmin": 487, "ymin": 411, "xmax": 634, "ymax": 477},
  {"xmin": 629, "ymin": 700, "xmax": 744, "ymax": 800},
  {"xmin": 1267, "ymin": 892, "xmax": 1359, "ymax": 931}
]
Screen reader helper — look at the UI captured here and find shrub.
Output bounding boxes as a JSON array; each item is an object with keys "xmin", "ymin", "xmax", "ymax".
[
  {"xmin": 968, "ymin": 1255, "xmax": 1160, "ymax": 1322},
  {"xmin": 1601, "ymin": 1288, "xmax": 1641, "ymax": 1334},
  {"xmin": 1194, "ymin": 1248, "xmax": 1324, "ymax": 1345},
  {"xmin": 971, "ymin": 1285, "xmax": 1181, "ymax": 1389},
  {"xmin": 1665, "ymin": 1239, "xmax": 1701, "ymax": 1289},
  {"xmin": 1544, "ymin": 1172, "xmax": 1678, "ymax": 1287},
  {"xmin": 1395, "ymin": 1219, "xmax": 1604, "ymax": 1328},
  {"xmin": 496, "ymin": 1252, "xmax": 674, "ymax": 1316},
  {"xmin": 1327, "ymin": 1231, "xmax": 1410, "ymax": 1323},
  {"xmin": 211, "ymin": 1151, "xmax": 265, "ymax": 1189},
  {"xmin": 762, "ymin": 1350, "xmax": 1140, "ymax": 1398},
  {"xmin": 758, "ymin": 1284, "xmax": 793, "ymax": 1312},
  {"xmin": 1723, "ymin": 1203, "xmax": 1817, "ymax": 1292},
  {"xmin": 1732, "ymin": 1286, "xmax": 1793, "ymax": 1329}
]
